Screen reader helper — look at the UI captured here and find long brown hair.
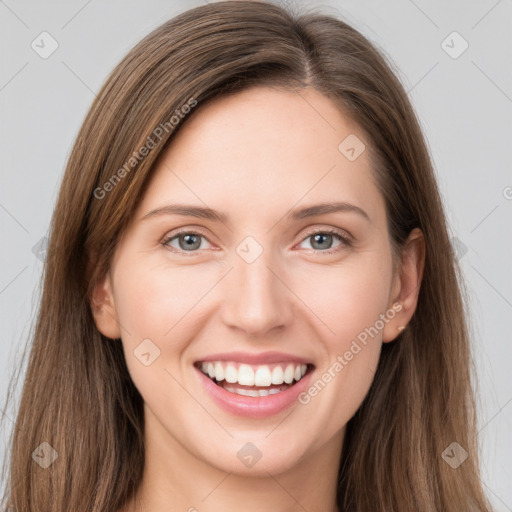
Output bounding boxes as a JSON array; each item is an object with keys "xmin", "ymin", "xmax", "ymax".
[{"xmin": 1, "ymin": 2, "xmax": 492, "ymax": 510}]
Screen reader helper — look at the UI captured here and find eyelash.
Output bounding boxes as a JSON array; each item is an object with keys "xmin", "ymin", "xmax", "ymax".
[{"xmin": 161, "ymin": 227, "xmax": 352, "ymax": 256}]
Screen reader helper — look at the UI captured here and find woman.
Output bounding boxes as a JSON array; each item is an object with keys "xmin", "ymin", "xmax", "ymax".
[{"xmin": 1, "ymin": 1, "xmax": 492, "ymax": 510}]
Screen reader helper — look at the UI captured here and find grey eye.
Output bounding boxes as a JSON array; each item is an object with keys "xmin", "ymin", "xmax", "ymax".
[
  {"xmin": 310, "ymin": 233, "xmax": 334, "ymax": 250},
  {"xmin": 165, "ymin": 232, "xmax": 210, "ymax": 252},
  {"xmin": 300, "ymin": 232, "xmax": 344, "ymax": 251}
]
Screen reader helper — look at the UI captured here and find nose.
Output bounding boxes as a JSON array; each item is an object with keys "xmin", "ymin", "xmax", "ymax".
[{"xmin": 220, "ymin": 249, "xmax": 293, "ymax": 338}]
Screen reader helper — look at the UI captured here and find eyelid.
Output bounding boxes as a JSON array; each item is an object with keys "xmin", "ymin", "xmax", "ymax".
[
  {"xmin": 299, "ymin": 225, "xmax": 353, "ymax": 244},
  {"xmin": 161, "ymin": 225, "xmax": 213, "ymax": 241}
]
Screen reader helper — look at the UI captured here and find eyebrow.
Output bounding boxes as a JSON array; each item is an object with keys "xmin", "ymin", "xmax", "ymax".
[
  {"xmin": 285, "ymin": 202, "xmax": 370, "ymax": 223},
  {"xmin": 141, "ymin": 201, "xmax": 371, "ymax": 224}
]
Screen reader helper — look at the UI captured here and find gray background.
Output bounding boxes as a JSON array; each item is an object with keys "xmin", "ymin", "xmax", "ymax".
[{"xmin": 1, "ymin": 0, "xmax": 511, "ymax": 509}]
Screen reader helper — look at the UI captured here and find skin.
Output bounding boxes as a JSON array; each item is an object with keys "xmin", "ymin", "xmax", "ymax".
[{"xmin": 92, "ymin": 86, "xmax": 424, "ymax": 512}]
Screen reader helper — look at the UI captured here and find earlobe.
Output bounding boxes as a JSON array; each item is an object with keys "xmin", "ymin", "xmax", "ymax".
[
  {"xmin": 90, "ymin": 272, "xmax": 122, "ymax": 339},
  {"xmin": 383, "ymin": 228, "xmax": 425, "ymax": 343}
]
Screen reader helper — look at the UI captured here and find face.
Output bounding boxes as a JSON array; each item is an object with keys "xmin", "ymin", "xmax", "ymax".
[{"xmin": 93, "ymin": 86, "xmax": 421, "ymax": 477}]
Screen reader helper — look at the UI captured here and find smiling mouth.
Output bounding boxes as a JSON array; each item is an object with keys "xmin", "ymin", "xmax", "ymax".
[{"xmin": 194, "ymin": 360, "xmax": 314, "ymax": 397}]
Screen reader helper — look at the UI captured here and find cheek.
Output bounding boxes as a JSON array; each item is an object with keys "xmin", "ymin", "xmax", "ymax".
[
  {"xmin": 292, "ymin": 250, "xmax": 394, "ymax": 349},
  {"xmin": 111, "ymin": 259, "xmax": 217, "ymax": 401},
  {"xmin": 291, "ymin": 250, "xmax": 392, "ymax": 426},
  {"xmin": 111, "ymin": 258, "xmax": 227, "ymax": 393},
  {"xmin": 113, "ymin": 260, "xmax": 215, "ymax": 342}
]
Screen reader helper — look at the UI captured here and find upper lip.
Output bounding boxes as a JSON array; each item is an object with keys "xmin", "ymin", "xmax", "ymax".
[{"xmin": 195, "ymin": 351, "xmax": 314, "ymax": 366}]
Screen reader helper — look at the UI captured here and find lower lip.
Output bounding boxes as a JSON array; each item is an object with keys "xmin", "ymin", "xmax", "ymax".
[{"xmin": 195, "ymin": 366, "xmax": 313, "ymax": 419}]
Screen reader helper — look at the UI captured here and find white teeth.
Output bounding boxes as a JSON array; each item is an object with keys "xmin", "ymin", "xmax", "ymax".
[
  {"xmin": 214, "ymin": 362, "xmax": 225, "ymax": 382},
  {"xmin": 225, "ymin": 364, "xmax": 238, "ymax": 384},
  {"xmin": 271, "ymin": 366, "xmax": 284, "ymax": 385},
  {"xmin": 222, "ymin": 385, "xmax": 288, "ymax": 397},
  {"xmin": 283, "ymin": 364, "xmax": 295, "ymax": 384},
  {"xmin": 228, "ymin": 387, "xmax": 259, "ymax": 397},
  {"xmin": 198, "ymin": 361, "xmax": 310, "ymax": 388},
  {"xmin": 234, "ymin": 387, "xmax": 247, "ymax": 396},
  {"xmin": 238, "ymin": 364, "xmax": 255, "ymax": 386},
  {"xmin": 254, "ymin": 366, "xmax": 272, "ymax": 386}
]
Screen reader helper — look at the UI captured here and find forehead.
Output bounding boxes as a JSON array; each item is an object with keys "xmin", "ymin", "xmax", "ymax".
[{"xmin": 138, "ymin": 86, "xmax": 385, "ymax": 226}]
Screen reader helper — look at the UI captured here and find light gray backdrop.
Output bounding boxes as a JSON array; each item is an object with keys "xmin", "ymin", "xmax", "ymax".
[{"xmin": 1, "ymin": 0, "xmax": 511, "ymax": 509}]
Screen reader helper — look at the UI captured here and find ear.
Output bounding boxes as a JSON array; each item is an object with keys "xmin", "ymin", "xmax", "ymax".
[
  {"xmin": 382, "ymin": 228, "xmax": 425, "ymax": 343},
  {"xmin": 90, "ymin": 271, "xmax": 122, "ymax": 339}
]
